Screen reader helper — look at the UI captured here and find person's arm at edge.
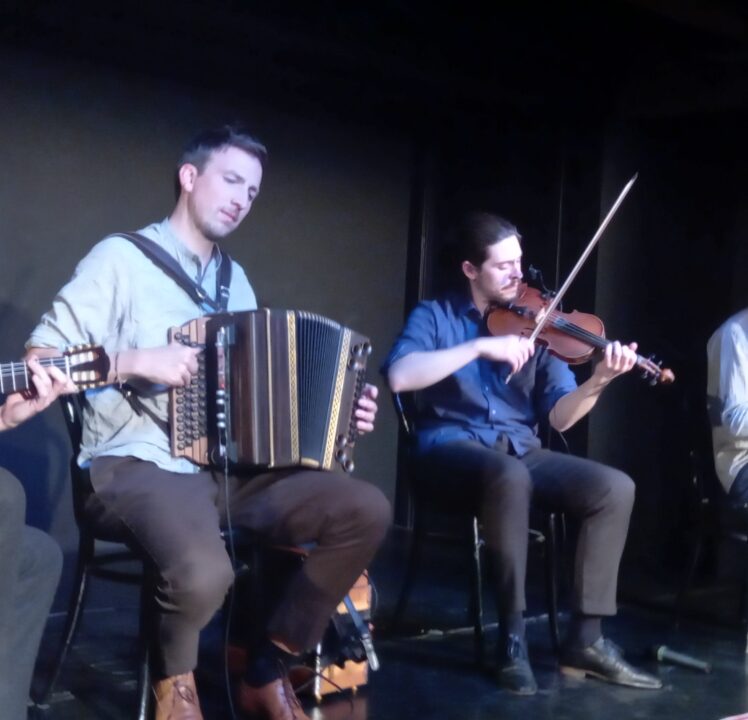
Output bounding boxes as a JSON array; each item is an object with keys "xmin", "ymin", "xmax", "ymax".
[{"xmin": 0, "ymin": 357, "xmax": 76, "ymax": 432}]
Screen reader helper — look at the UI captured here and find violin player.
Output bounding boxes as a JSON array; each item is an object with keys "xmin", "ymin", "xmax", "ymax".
[{"xmin": 382, "ymin": 211, "xmax": 662, "ymax": 695}]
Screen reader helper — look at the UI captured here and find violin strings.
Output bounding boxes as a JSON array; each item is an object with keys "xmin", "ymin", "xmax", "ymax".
[
  {"xmin": 547, "ymin": 313, "xmax": 658, "ymax": 373},
  {"xmin": 548, "ymin": 313, "xmax": 609, "ymax": 348}
]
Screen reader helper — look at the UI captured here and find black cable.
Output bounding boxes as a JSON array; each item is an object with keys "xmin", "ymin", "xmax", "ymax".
[{"xmin": 220, "ymin": 428, "xmax": 239, "ymax": 720}]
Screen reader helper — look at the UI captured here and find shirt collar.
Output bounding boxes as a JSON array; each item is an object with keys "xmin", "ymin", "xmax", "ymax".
[
  {"xmin": 451, "ymin": 291, "xmax": 483, "ymax": 321},
  {"xmin": 162, "ymin": 218, "xmax": 222, "ymax": 273}
]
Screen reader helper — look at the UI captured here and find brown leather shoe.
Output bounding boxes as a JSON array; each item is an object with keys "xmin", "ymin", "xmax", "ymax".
[
  {"xmin": 153, "ymin": 672, "xmax": 204, "ymax": 720},
  {"xmin": 238, "ymin": 677, "xmax": 311, "ymax": 720}
]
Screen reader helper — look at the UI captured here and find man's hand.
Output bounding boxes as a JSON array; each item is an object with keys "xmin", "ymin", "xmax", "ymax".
[
  {"xmin": 475, "ymin": 335, "xmax": 535, "ymax": 374},
  {"xmin": 592, "ymin": 341, "xmax": 638, "ymax": 384},
  {"xmin": 355, "ymin": 383, "xmax": 379, "ymax": 434},
  {"xmin": 119, "ymin": 342, "xmax": 202, "ymax": 387},
  {"xmin": 0, "ymin": 356, "xmax": 77, "ymax": 432}
]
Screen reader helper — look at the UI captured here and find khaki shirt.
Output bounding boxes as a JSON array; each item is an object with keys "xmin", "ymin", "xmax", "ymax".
[
  {"xmin": 27, "ymin": 218, "xmax": 257, "ymax": 473},
  {"xmin": 707, "ymin": 308, "xmax": 748, "ymax": 493}
]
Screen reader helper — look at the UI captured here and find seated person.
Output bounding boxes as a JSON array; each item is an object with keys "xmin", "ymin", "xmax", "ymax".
[
  {"xmin": 1, "ymin": 357, "xmax": 75, "ymax": 719},
  {"xmin": 707, "ymin": 307, "xmax": 748, "ymax": 504},
  {"xmin": 27, "ymin": 124, "xmax": 391, "ymax": 720},
  {"xmin": 382, "ymin": 211, "xmax": 661, "ymax": 695}
]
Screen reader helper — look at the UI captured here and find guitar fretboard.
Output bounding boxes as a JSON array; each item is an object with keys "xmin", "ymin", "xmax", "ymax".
[{"xmin": 0, "ymin": 357, "xmax": 71, "ymax": 395}]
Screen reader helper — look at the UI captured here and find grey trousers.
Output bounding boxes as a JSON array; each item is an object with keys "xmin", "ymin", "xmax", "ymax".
[
  {"xmin": 416, "ymin": 442, "xmax": 636, "ymax": 617},
  {"xmin": 0, "ymin": 468, "xmax": 62, "ymax": 720},
  {"xmin": 86, "ymin": 456, "xmax": 391, "ymax": 679}
]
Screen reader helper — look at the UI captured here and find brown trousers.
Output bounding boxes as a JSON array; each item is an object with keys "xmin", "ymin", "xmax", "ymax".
[{"xmin": 86, "ymin": 456, "xmax": 391, "ymax": 678}]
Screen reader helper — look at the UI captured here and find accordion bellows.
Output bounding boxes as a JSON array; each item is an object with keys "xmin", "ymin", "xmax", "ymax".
[{"xmin": 169, "ymin": 309, "xmax": 370, "ymax": 473}]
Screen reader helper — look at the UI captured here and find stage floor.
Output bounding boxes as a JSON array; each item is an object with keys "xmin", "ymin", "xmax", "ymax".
[{"xmin": 31, "ymin": 526, "xmax": 748, "ymax": 720}]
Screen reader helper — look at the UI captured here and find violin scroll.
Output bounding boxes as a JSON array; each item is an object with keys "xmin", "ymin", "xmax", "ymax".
[{"xmin": 638, "ymin": 355, "xmax": 675, "ymax": 386}]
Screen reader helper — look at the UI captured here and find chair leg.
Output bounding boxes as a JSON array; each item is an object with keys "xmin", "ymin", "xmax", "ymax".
[
  {"xmin": 35, "ymin": 536, "xmax": 94, "ymax": 703},
  {"xmin": 469, "ymin": 517, "xmax": 485, "ymax": 667},
  {"xmin": 737, "ymin": 541, "xmax": 748, "ymax": 655},
  {"xmin": 544, "ymin": 512, "xmax": 561, "ymax": 653},
  {"xmin": 674, "ymin": 524, "xmax": 705, "ymax": 629},
  {"xmin": 391, "ymin": 517, "xmax": 424, "ymax": 631},
  {"xmin": 137, "ymin": 570, "xmax": 155, "ymax": 720}
]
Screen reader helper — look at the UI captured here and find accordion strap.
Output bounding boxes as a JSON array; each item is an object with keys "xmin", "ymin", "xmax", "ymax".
[{"xmin": 117, "ymin": 231, "xmax": 232, "ymax": 312}]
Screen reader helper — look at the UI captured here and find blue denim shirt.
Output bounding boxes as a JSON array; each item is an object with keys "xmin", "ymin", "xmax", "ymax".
[{"xmin": 382, "ymin": 293, "xmax": 578, "ymax": 457}]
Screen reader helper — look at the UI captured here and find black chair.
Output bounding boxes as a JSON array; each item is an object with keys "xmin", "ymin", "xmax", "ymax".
[
  {"xmin": 35, "ymin": 393, "xmax": 156, "ymax": 719},
  {"xmin": 389, "ymin": 392, "xmax": 564, "ymax": 666},
  {"xmin": 676, "ymin": 410, "xmax": 748, "ymax": 652}
]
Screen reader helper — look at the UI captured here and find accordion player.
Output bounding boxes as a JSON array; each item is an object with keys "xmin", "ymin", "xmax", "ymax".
[{"xmin": 168, "ymin": 309, "xmax": 371, "ymax": 473}]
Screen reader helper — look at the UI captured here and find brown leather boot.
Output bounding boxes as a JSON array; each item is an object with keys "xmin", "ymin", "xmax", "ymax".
[
  {"xmin": 153, "ymin": 672, "xmax": 204, "ymax": 720},
  {"xmin": 237, "ymin": 677, "xmax": 311, "ymax": 720}
]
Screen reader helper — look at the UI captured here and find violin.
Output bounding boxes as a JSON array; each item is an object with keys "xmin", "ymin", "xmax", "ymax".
[{"xmin": 485, "ymin": 283, "xmax": 675, "ymax": 385}]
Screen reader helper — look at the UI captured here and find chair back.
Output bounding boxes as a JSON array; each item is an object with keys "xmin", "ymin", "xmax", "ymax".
[
  {"xmin": 391, "ymin": 391, "xmax": 418, "ymax": 438},
  {"xmin": 58, "ymin": 393, "xmax": 96, "ymax": 529},
  {"xmin": 391, "ymin": 391, "xmax": 421, "ymax": 527}
]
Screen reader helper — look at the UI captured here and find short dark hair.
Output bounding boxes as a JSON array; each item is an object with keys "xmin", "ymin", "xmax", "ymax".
[
  {"xmin": 174, "ymin": 124, "xmax": 268, "ymax": 198},
  {"xmin": 453, "ymin": 212, "xmax": 521, "ymax": 267}
]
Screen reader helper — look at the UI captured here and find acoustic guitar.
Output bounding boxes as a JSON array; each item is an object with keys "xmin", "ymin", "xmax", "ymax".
[{"xmin": 0, "ymin": 345, "xmax": 109, "ymax": 395}]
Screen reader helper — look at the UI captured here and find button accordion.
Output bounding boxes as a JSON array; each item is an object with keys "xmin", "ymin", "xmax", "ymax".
[{"xmin": 168, "ymin": 309, "xmax": 371, "ymax": 473}]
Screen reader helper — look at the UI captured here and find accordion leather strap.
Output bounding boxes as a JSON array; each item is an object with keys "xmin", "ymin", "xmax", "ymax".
[{"xmin": 117, "ymin": 232, "xmax": 233, "ymax": 311}]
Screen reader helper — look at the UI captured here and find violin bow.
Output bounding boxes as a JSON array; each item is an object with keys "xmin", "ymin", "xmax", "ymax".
[{"xmin": 527, "ymin": 173, "xmax": 638, "ymax": 344}]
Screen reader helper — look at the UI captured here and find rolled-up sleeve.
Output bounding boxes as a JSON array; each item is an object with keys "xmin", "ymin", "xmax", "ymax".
[
  {"xmin": 533, "ymin": 352, "xmax": 578, "ymax": 421},
  {"xmin": 380, "ymin": 302, "xmax": 439, "ymax": 377},
  {"xmin": 27, "ymin": 237, "xmax": 131, "ymax": 351}
]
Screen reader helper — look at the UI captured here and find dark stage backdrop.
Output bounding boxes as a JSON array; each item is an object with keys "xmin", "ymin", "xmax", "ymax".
[
  {"xmin": 0, "ymin": 46, "xmax": 410, "ymax": 554},
  {"xmin": 593, "ymin": 109, "xmax": 748, "ymax": 592}
]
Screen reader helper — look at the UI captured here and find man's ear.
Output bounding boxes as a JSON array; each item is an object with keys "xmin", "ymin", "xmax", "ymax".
[
  {"xmin": 462, "ymin": 260, "xmax": 478, "ymax": 281},
  {"xmin": 178, "ymin": 163, "xmax": 198, "ymax": 193}
]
